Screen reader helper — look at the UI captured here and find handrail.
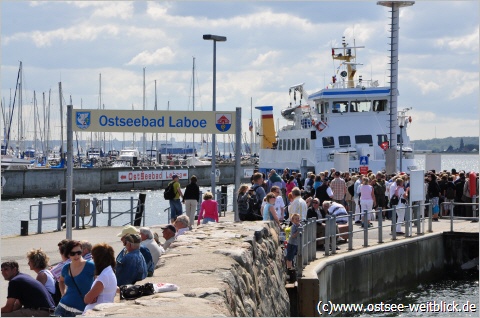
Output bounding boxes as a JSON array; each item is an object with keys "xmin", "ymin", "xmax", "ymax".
[{"xmin": 295, "ymin": 201, "xmax": 479, "ymax": 277}]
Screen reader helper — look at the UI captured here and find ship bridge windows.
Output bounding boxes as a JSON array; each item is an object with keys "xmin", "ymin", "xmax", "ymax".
[
  {"xmin": 332, "ymin": 101, "xmax": 348, "ymax": 113},
  {"xmin": 373, "ymin": 99, "xmax": 387, "ymax": 112},
  {"xmin": 355, "ymin": 135, "xmax": 373, "ymax": 146},
  {"xmin": 287, "ymin": 139, "xmax": 291, "ymax": 150},
  {"xmin": 351, "ymin": 100, "xmax": 371, "ymax": 112},
  {"xmin": 339, "ymin": 136, "xmax": 351, "ymax": 147},
  {"xmin": 322, "ymin": 136, "xmax": 335, "ymax": 148}
]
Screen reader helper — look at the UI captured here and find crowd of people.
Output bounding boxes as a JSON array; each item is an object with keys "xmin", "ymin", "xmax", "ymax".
[
  {"xmin": 238, "ymin": 167, "xmax": 479, "ymax": 236},
  {"xmin": 1, "ymin": 218, "xmax": 196, "ymax": 316}
]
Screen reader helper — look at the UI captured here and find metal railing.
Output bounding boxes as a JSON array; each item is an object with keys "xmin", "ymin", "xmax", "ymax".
[
  {"xmin": 28, "ymin": 196, "xmax": 146, "ymax": 234},
  {"xmin": 294, "ymin": 200, "xmax": 479, "ymax": 279}
]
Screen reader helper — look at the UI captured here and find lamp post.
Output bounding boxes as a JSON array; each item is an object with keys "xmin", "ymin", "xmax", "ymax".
[{"xmin": 203, "ymin": 34, "xmax": 227, "ymax": 198}]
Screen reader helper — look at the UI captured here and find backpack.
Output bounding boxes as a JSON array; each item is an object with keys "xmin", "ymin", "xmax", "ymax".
[
  {"xmin": 163, "ymin": 182, "xmax": 176, "ymax": 200},
  {"xmin": 446, "ymin": 184, "xmax": 455, "ymax": 200},
  {"xmin": 347, "ymin": 183, "xmax": 355, "ymax": 197}
]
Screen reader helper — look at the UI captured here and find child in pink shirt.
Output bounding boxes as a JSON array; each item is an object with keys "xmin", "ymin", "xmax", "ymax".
[{"xmin": 197, "ymin": 192, "xmax": 219, "ymax": 225}]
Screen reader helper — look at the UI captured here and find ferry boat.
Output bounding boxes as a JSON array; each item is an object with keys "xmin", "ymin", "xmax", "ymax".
[{"xmin": 256, "ymin": 36, "xmax": 416, "ymax": 176}]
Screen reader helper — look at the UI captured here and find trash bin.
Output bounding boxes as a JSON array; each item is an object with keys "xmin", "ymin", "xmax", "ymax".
[{"xmin": 20, "ymin": 220, "xmax": 28, "ymax": 236}]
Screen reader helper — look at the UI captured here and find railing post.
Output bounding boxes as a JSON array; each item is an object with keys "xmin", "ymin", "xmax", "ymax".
[
  {"xmin": 130, "ymin": 196, "xmax": 134, "ymax": 225},
  {"xmin": 75, "ymin": 199, "xmax": 80, "ymax": 230},
  {"xmin": 378, "ymin": 207, "xmax": 383, "ymax": 243},
  {"xmin": 450, "ymin": 202, "xmax": 455, "ymax": 232},
  {"xmin": 57, "ymin": 200, "xmax": 62, "ymax": 231},
  {"xmin": 392, "ymin": 206, "xmax": 397, "ymax": 240},
  {"xmin": 428, "ymin": 204, "xmax": 433, "ymax": 233},
  {"xmin": 348, "ymin": 211, "xmax": 353, "ymax": 250},
  {"xmin": 363, "ymin": 209, "xmax": 368, "ymax": 247},
  {"xmin": 92, "ymin": 198, "xmax": 97, "ymax": 228},
  {"xmin": 331, "ymin": 216, "xmax": 337, "ymax": 254},
  {"xmin": 416, "ymin": 203, "xmax": 422, "ymax": 235},
  {"xmin": 297, "ymin": 231, "xmax": 303, "ymax": 277},
  {"xmin": 405, "ymin": 205, "xmax": 411, "ymax": 237},
  {"xmin": 324, "ymin": 216, "xmax": 330, "ymax": 256},
  {"xmin": 38, "ymin": 201, "xmax": 43, "ymax": 234},
  {"xmin": 108, "ymin": 197, "xmax": 112, "ymax": 226}
]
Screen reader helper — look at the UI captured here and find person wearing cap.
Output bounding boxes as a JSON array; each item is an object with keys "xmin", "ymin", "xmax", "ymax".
[
  {"xmin": 161, "ymin": 225, "xmax": 177, "ymax": 250},
  {"xmin": 115, "ymin": 234, "xmax": 147, "ymax": 286},
  {"xmin": 116, "ymin": 225, "xmax": 154, "ymax": 277},
  {"xmin": 168, "ymin": 174, "xmax": 184, "ymax": 223}
]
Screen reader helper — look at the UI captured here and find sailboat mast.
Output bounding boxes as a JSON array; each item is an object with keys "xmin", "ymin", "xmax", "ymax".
[
  {"xmin": 250, "ymin": 97, "xmax": 253, "ymax": 155},
  {"xmin": 192, "ymin": 57, "xmax": 195, "ymax": 153},
  {"xmin": 58, "ymin": 82, "xmax": 64, "ymax": 159},
  {"xmin": 33, "ymin": 91, "xmax": 37, "ymax": 155},
  {"xmin": 143, "ymin": 67, "xmax": 146, "ymax": 159},
  {"xmin": 154, "ymin": 80, "xmax": 158, "ymax": 156}
]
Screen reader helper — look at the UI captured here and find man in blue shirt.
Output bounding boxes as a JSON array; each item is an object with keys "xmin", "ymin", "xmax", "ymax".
[
  {"xmin": 1, "ymin": 261, "xmax": 55, "ymax": 316},
  {"xmin": 115, "ymin": 234, "xmax": 147, "ymax": 286}
]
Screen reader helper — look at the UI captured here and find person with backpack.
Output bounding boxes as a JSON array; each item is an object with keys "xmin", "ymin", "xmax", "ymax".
[
  {"xmin": 165, "ymin": 174, "xmax": 184, "ymax": 223},
  {"xmin": 237, "ymin": 184, "xmax": 250, "ymax": 221}
]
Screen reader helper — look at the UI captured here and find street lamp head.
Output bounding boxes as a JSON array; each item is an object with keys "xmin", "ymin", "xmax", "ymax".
[{"xmin": 203, "ymin": 34, "xmax": 227, "ymax": 42}]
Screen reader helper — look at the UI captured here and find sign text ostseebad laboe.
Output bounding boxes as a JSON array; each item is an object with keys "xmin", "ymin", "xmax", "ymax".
[{"xmin": 73, "ymin": 109, "xmax": 236, "ymax": 134}]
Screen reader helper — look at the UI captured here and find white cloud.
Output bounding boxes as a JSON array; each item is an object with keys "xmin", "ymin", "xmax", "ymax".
[
  {"xmin": 4, "ymin": 23, "xmax": 120, "ymax": 47},
  {"xmin": 252, "ymin": 51, "xmax": 280, "ymax": 67},
  {"xmin": 126, "ymin": 47, "xmax": 176, "ymax": 66},
  {"xmin": 435, "ymin": 28, "xmax": 480, "ymax": 52}
]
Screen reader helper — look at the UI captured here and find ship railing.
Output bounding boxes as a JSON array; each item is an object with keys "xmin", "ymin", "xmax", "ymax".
[
  {"xmin": 330, "ymin": 79, "xmax": 378, "ymax": 89},
  {"xmin": 295, "ymin": 200, "xmax": 478, "ymax": 277}
]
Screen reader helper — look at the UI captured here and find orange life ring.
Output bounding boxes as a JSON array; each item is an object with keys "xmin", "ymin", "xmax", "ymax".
[{"xmin": 316, "ymin": 121, "xmax": 327, "ymax": 132}]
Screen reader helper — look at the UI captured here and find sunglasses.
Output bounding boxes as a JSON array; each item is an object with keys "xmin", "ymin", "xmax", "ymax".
[{"xmin": 69, "ymin": 250, "xmax": 82, "ymax": 256}]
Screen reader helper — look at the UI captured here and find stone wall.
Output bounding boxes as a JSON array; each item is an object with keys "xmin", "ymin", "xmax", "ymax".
[{"xmin": 85, "ymin": 220, "xmax": 290, "ymax": 317}]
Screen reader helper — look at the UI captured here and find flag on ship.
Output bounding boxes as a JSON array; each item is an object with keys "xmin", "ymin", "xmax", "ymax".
[{"xmin": 249, "ymin": 120, "xmax": 253, "ymax": 132}]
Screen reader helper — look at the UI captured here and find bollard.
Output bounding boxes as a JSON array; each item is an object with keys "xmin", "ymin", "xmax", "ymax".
[
  {"xmin": 20, "ymin": 220, "xmax": 28, "ymax": 236},
  {"xmin": 331, "ymin": 216, "xmax": 337, "ymax": 254},
  {"xmin": 38, "ymin": 201, "xmax": 43, "ymax": 234},
  {"xmin": 92, "ymin": 198, "xmax": 97, "ymax": 227}
]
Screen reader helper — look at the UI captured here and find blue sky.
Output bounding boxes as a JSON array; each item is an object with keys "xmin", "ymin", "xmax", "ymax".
[{"xmin": 1, "ymin": 1, "xmax": 478, "ymax": 144}]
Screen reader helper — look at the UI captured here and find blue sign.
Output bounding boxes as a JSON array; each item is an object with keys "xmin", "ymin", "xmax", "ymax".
[{"xmin": 359, "ymin": 156, "xmax": 369, "ymax": 166}]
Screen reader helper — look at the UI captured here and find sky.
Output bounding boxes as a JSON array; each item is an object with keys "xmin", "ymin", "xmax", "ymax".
[{"xmin": 1, "ymin": 0, "xmax": 479, "ymax": 147}]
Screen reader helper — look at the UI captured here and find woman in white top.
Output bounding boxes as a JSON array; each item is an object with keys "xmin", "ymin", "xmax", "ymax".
[
  {"xmin": 358, "ymin": 177, "xmax": 376, "ymax": 227},
  {"xmin": 27, "ymin": 248, "xmax": 56, "ymax": 294},
  {"xmin": 83, "ymin": 243, "xmax": 117, "ymax": 315}
]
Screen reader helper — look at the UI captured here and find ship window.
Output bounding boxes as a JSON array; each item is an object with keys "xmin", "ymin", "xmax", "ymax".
[
  {"xmin": 355, "ymin": 135, "xmax": 373, "ymax": 146},
  {"xmin": 397, "ymin": 134, "xmax": 403, "ymax": 144},
  {"xmin": 306, "ymin": 139, "xmax": 310, "ymax": 150},
  {"xmin": 292, "ymin": 139, "xmax": 296, "ymax": 150},
  {"xmin": 278, "ymin": 139, "xmax": 283, "ymax": 150},
  {"xmin": 287, "ymin": 139, "xmax": 291, "ymax": 151},
  {"xmin": 283, "ymin": 139, "xmax": 286, "ymax": 150},
  {"xmin": 319, "ymin": 101, "xmax": 329, "ymax": 114},
  {"xmin": 297, "ymin": 139, "xmax": 301, "ymax": 150},
  {"xmin": 301, "ymin": 138, "xmax": 305, "ymax": 150},
  {"xmin": 322, "ymin": 136, "xmax": 335, "ymax": 148},
  {"xmin": 339, "ymin": 136, "xmax": 351, "ymax": 147},
  {"xmin": 351, "ymin": 100, "xmax": 370, "ymax": 112},
  {"xmin": 332, "ymin": 101, "xmax": 348, "ymax": 113},
  {"xmin": 377, "ymin": 134, "xmax": 388, "ymax": 145},
  {"xmin": 373, "ymin": 100, "xmax": 387, "ymax": 112}
]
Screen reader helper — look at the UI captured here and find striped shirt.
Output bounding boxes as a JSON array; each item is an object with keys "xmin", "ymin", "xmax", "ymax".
[{"xmin": 50, "ymin": 259, "xmax": 71, "ymax": 281}]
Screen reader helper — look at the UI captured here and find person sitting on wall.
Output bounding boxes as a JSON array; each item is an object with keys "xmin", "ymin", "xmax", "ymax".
[
  {"xmin": 161, "ymin": 225, "xmax": 177, "ymax": 250},
  {"xmin": 1, "ymin": 261, "xmax": 55, "ymax": 317},
  {"xmin": 115, "ymin": 234, "xmax": 147, "ymax": 287}
]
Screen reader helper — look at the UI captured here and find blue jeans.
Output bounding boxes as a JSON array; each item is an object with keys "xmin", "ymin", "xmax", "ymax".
[
  {"xmin": 169, "ymin": 199, "xmax": 183, "ymax": 220},
  {"xmin": 202, "ymin": 217, "xmax": 215, "ymax": 224},
  {"xmin": 54, "ymin": 304, "xmax": 79, "ymax": 317}
]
